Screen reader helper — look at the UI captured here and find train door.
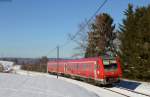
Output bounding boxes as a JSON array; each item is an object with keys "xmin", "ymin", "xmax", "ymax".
[
  {"xmin": 88, "ymin": 63, "xmax": 93, "ymax": 78},
  {"xmin": 76, "ymin": 63, "xmax": 79, "ymax": 75},
  {"xmin": 85, "ymin": 64, "xmax": 89, "ymax": 77},
  {"xmin": 89, "ymin": 62, "xmax": 94, "ymax": 79},
  {"xmin": 94, "ymin": 61, "xmax": 99, "ymax": 79},
  {"xmin": 94, "ymin": 63, "xmax": 97, "ymax": 79},
  {"xmin": 64, "ymin": 63, "xmax": 66, "ymax": 74}
]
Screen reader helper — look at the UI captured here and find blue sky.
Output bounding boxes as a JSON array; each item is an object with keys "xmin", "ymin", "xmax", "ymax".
[{"xmin": 0, "ymin": 0, "xmax": 149, "ymax": 58}]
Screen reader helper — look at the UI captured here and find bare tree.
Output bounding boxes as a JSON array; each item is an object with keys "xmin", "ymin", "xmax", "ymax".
[{"xmin": 69, "ymin": 20, "xmax": 91, "ymax": 57}]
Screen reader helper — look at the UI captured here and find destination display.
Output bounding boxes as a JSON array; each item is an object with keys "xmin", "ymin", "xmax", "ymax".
[{"xmin": 103, "ymin": 60, "xmax": 116, "ymax": 65}]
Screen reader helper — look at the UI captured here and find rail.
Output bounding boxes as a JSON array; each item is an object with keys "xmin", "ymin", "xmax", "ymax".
[
  {"xmin": 116, "ymin": 87, "xmax": 150, "ymax": 97},
  {"xmin": 102, "ymin": 87, "xmax": 150, "ymax": 97},
  {"xmin": 102, "ymin": 87, "xmax": 130, "ymax": 97}
]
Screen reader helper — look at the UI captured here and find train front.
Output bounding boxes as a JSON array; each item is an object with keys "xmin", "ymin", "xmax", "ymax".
[{"xmin": 99, "ymin": 57, "xmax": 122, "ymax": 85}]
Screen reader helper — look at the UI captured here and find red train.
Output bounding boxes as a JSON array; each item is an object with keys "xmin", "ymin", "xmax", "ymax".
[{"xmin": 47, "ymin": 56, "xmax": 122, "ymax": 85}]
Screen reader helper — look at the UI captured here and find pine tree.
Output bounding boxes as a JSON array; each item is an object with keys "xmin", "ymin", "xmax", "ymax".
[{"xmin": 120, "ymin": 4, "xmax": 150, "ymax": 81}]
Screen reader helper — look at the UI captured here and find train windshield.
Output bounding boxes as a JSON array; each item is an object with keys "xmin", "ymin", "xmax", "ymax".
[{"xmin": 103, "ymin": 60, "xmax": 118, "ymax": 71}]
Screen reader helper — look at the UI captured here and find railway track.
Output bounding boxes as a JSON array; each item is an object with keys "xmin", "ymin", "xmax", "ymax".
[
  {"xmin": 85, "ymin": 79, "xmax": 149, "ymax": 97},
  {"xmin": 102, "ymin": 87, "xmax": 130, "ymax": 97},
  {"xmin": 102, "ymin": 86, "xmax": 150, "ymax": 97},
  {"xmin": 115, "ymin": 87, "xmax": 150, "ymax": 97},
  {"xmin": 49, "ymin": 73, "xmax": 150, "ymax": 97}
]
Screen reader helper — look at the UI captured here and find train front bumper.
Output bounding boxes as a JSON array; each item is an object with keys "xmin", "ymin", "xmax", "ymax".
[{"xmin": 96, "ymin": 77, "xmax": 120, "ymax": 85}]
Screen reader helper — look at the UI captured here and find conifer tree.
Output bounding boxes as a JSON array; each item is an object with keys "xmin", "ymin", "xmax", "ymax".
[{"xmin": 120, "ymin": 4, "xmax": 150, "ymax": 81}]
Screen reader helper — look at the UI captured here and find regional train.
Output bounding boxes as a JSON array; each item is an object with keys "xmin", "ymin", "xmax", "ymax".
[{"xmin": 47, "ymin": 56, "xmax": 122, "ymax": 85}]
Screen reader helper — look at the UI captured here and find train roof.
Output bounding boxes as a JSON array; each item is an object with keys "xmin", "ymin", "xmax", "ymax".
[
  {"xmin": 48, "ymin": 57, "xmax": 99, "ymax": 63},
  {"xmin": 48, "ymin": 56, "xmax": 117, "ymax": 63}
]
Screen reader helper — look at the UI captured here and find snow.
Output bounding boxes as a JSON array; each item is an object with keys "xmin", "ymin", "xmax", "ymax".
[
  {"xmin": 135, "ymin": 82, "xmax": 150, "ymax": 95},
  {"xmin": 50, "ymin": 75, "xmax": 125, "ymax": 97},
  {"xmin": 115, "ymin": 79, "xmax": 150, "ymax": 95},
  {"xmin": 15, "ymin": 70, "xmax": 125, "ymax": 97},
  {"xmin": 109, "ymin": 87, "xmax": 148, "ymax": 97},
  {"xmin": 0, "ymin": 73, "xmax": 99, "ymax": 97},
  {"xmin": 4, "ymin": 65, "xmax": 149, "ymax": 97},
  {"xmin": 47, "ymin": 74, "xmax": 150, "ymax": 97},
  {"xmin": 0, "ymin": 61, "xmax": 14, "ymax": 72}
]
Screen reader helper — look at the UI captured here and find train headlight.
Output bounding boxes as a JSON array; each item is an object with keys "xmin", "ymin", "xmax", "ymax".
[{"xmin": 97, "ymin": 71, "xmax": 99, "ymax": 74}]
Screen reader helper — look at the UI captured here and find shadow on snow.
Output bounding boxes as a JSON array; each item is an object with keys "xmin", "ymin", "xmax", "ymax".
[{"xmin": 115, "ymin": 80, "xmax": 141, "ymax": 90}]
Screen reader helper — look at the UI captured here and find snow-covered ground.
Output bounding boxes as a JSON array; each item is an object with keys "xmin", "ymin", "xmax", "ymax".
[
  {"xmin": 5, "ymin": 65, "xmax": 149, "ymax": 97},
  {"xmin": 48, "ymin": 74, "xmax": 150, "ymax": 97},
  {"xmin": 115, "ymin": 79, "xmax": 150, "ymax": 95},
  {"xmin": 0, "ymin": 73, "xmax": 100, "ymax": 97},
  {"xmin": 135, "ymin": 82, "xmax": 150, "ymax": 95},
  {"xmin": 14, "ymin": 70, "xmax": 126, "ymax": 97}
]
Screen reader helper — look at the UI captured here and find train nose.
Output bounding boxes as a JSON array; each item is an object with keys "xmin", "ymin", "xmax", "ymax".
[
  {"xmin": 105, "ymin": 71, "xmax": 118, "ymax": 77},
  {"xmin": 103, "ymin": 72, "xmax": 120, "ymax": 84}
]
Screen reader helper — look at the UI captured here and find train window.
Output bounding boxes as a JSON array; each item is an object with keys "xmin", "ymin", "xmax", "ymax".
[
  {"xmin": 86, "ymin": 64, "xmax": 89, "ymax": 68},
  {"xmin": 71, "ymin": 64, "xmax": 73, "ymax": 69},
  {"xmin": 74, "ymin": 64, "xmax": 76, "ymax": 69},
  {"xmin": 104, "ymin": 63, "xmax": 118, "ymax": 71},
  {"xmin": 76, "ymin": 64, "xmax": 78, "ymax": 70},
  {"xmin": 88, "ymin": 64, "xmax": 91, "ymax": 68},
  {"xmin": 83, "ymin": 64, "xmax": 87, "ymax": 70}
]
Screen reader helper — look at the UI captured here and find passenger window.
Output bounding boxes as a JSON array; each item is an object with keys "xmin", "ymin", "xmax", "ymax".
[
  {"xmin": 76, "ymin": 64, "xmax": 78, "ymax": 69},
  {"xmin": 83, "ymin": 64, "xmax": 86, "ymax": 70}
]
